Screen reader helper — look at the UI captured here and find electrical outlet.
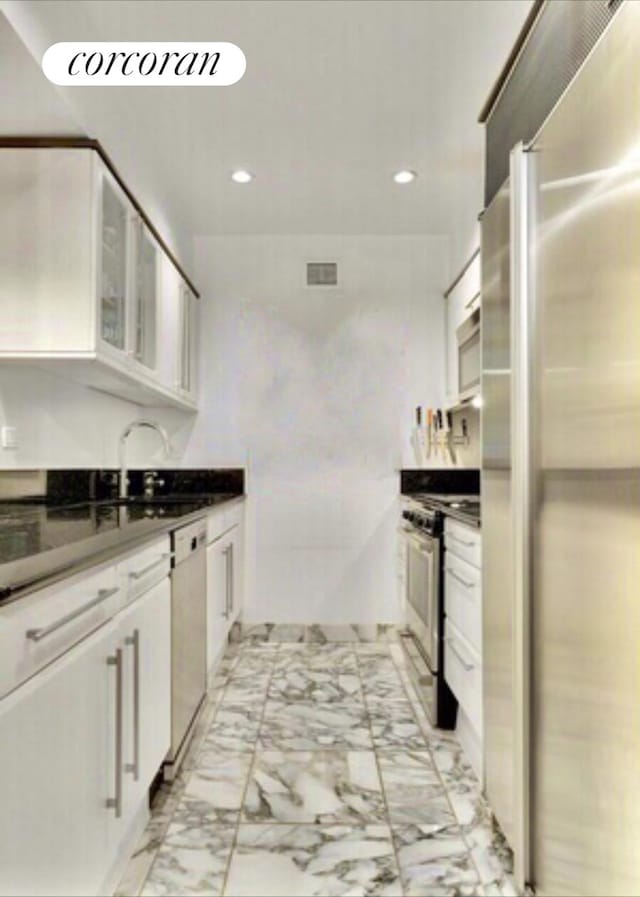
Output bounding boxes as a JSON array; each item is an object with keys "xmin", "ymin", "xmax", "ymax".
[{"xmin": 1, "ymin": 426, "xmax": 17, "ymax": 449}]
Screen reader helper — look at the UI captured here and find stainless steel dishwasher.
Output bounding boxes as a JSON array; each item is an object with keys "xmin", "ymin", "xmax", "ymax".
[{"xmin": 164, "ymin": 517, "xmax": 207, "ymax": 780}]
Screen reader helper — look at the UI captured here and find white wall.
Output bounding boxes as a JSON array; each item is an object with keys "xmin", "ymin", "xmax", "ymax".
[
  {"xmin": 0, "ymin": 233, "xmax": 452, "ymax": 626},
  {"xmin": 0, "ymin": 366, "xmax": 196, "ymax": 470},
  {"xmin": 184, "ymin": 234, "xmax": 449, "ymax": 624}
]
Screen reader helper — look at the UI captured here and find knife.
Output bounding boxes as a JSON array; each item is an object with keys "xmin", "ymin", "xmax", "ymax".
[{"xmin": 445, "ymin": 409, "xmax": 456, "ymax": 463}]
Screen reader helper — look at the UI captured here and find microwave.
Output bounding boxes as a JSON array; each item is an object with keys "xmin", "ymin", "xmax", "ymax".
[{"xmin": 456, "ymin": 307, "xmax": 480, "ymax": 397}]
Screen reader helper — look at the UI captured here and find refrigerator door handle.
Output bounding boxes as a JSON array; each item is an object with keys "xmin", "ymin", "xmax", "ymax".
[{"xmin": 509, "ymin": 140, "xmax": 534, "ymax": 891}]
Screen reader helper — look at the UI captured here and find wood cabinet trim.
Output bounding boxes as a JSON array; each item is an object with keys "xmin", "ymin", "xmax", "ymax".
[{"xmin": 0, "ymin": 136, "xmax": 200, "ymax": 298}]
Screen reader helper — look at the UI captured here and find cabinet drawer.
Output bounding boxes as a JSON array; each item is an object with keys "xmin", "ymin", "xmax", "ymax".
[
  {"xmin": 0, "ymin": 562, "xmax": 120, "ymax": 698},
  {"xmin": 444, "ymin": 619, "xmax": 482, "ymax": 736},
  {"xmin": 444, "ymin": 518, "xmax": 481, "ymax": 568},
  {"xmin": 207, "ymin": 498, "xmax": 244, "ymax": 545},
  {"xmin": 118, "ymin": 535, "xmax": 171, "ymax": 603},
  {"xmin": 444, "ymin": 551, "xmax": 482, "ymax": 653},
  {"xmin": 224, "ymin": 499, "xmax": 244, "ymax": 531},
  {"xmin": 207, "ymin": 507, "xmax": 225, "ymax": 544}
]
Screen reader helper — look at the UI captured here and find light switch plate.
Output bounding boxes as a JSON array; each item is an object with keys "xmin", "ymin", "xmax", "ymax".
[{"xmin": 1, "ymin": 426, "xmax": 17, "ymax": 449}]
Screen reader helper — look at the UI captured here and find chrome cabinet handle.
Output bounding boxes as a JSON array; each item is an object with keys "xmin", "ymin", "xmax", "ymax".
[
  {"xmin": 447, "ymin": 533, "xmax": 475, "ymax": 547},
  {"xmin": 222, "ymin": 546, "xmax": 231, "ymax": 619},
  {"xmin": 128, "ymin": 553, "xmax": 171, "ymax": 581},
  {"xmin": 228, "ymin": 542, "xmax": 234, "ymax": 615},
  {"xmin": 465, "ymin": 289, "xmax": 481, "ymax": 310},
  {"xmin": 125, "ymin": 629, "xmax": 140, "ymax": 781},
  {"xmin": 445, "ymin": 637, "xmax": 475, "ymax": 671},
  {"xmin": 445, "ymin": 567, "xmax": 476, "ymax": 590},
  {"xmin": 448, "ymin": 533, "xmax": 475, "ymax": 547},
  {"xmin": 106, "ymin": 648, "xmax": 123, "ymax": 818},
  {"xmin": 26, "ymin": 587, "xmax": 119, "ymax": 642}
]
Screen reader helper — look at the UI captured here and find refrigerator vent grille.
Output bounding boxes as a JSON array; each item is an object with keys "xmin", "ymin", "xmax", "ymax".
[
  {"xmin": 484, "ymin": 0, "xmax": 619, "ymax": 205},
  {"xmin": 306, "ymin": 262, "xmax": 338, "ymax": 287}
]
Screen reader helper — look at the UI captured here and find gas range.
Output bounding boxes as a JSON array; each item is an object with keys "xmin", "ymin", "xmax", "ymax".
[
  {"xmin": 411, "ymin": 493, "xmax": 481, "ymax": 526},
  {"xmin": 399, "ymin": 495, "xmax": 456, "ymax": 730},
  {"xmin": 401, "ymin": 499, "xmax": 443, "ymax": 536}
]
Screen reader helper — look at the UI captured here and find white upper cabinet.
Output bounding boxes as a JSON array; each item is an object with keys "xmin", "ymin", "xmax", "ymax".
[
  {"xmin": 177, "ymin": 281, "xmax": 198, "ymax": 404},
  {"xmin": 0, "ymin": 145, "xmax": 198, "ymax": 411},
  {"xmin": 0, "ymin": 147, "xmax": 94, "ymax": 353},
  {"xmin": 98, "ymin": 173, "xmax": 130, "ymax": 355},
  {"xmin": 445, "ymin": 250, "xmax": 481, "ymax": 403},
  {"xmin": 132, "ymin": 220, "xmax": 158, "ymax": 373}
]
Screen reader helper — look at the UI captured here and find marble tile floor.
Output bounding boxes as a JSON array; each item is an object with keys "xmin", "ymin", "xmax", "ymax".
[{"xmin": 115, "ymin": 639, "xmax": 517, "ymax": 897}]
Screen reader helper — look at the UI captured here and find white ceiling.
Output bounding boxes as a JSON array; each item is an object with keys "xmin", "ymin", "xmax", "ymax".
[{"xmin": 1, "ymin": 0, "xmax": 530, "ymax": 250}]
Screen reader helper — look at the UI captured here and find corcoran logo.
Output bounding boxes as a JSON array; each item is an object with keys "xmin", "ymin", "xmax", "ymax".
[{"xmin": 42, "ymin": 42, "xmax": 246, "ymax": 86}]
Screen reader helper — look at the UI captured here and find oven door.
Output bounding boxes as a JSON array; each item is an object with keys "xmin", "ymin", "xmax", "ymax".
[{"xmin": 405, "ymin": 529, "xmax": 440, "ymax": 672}]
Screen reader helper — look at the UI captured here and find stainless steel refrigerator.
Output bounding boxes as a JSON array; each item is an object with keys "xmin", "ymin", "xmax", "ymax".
[{"xmin": 482, "ymin": 2, "xmax": 640, "ymax": 894}]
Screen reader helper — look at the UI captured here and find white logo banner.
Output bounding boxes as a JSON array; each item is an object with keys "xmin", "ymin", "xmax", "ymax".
[{"xmin": 42, "ymin": 42, "xmax": 246, "ymax": 86}]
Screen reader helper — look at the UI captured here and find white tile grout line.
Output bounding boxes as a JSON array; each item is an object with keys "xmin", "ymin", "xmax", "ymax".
[
  {"xmin": 380, "ymin": 644, "xmax": 488, "ymax": 894},
  {"xmin": 386, "ymin": 643, "xmax": 512, "ymax": 896},
  {"xmin": 132, "ymin": 639, "xmax": 512, "ymax": 897},
  {"xmin": 355, "ymin": 646, "xmax": 410, "ymax": 897},
  {"xmin": 223, "ymin": 644, "xmax": 407, "ymax": 895},
  {"xmin": 125, "ymin": 642, "xmax": 245, "ymax": 896},
  {"xmin": 219, "ymin": 641, "xmax": 281, "ymax": 897}
]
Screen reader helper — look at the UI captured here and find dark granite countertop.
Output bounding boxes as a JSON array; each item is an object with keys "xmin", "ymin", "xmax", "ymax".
[
  {"xmin": 438, "ymin": 503, "xmax": 481, "ymax": 529},
  {"xmin": 0, "ymin": 468, "xmax": 245, "ymax": 605},
  {"xmin": 400, "ymin": 469, "xmax": 481, "ymax": 528},
  {"xmin": 0, "ymin": 494, "xmax": 245, "ymax": 605}
]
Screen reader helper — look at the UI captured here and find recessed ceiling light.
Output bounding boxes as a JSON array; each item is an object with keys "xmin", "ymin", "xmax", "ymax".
[
  {"xmin": 393, "ymin": 169, "xmax": 417, "ymax": 184},
  {"xmin": 231, "ymin": 169, "xmax": 254, "ymax": 184}
]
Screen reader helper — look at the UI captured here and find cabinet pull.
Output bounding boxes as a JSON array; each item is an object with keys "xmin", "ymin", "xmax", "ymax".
[
  {"xmin": 464, "ymin": 290, "xmax": 481, "ymax": 310},
  {"xmin": 125, "ymin": 629, "xmax": 140, "ymax": 781},
  {"xmin": 228, "ymin": 542, "xmax": 234, "ymax": 615},
  {"xmin": 106, "ymin": 648, "xmax": 123, "ymax": 818},
  {"xmin": 25, "ymin": 587, "xmax": 119, "ymax": 642},
  {"xmin": 128, "ymin": 553, "xmax": 171, "ymax": 581},
  {"xmin": 222, "ymin": 545, "xmax": 231, "ymax": 618},
  {"xmin": 447, "ymin": 532, "xmax": 475, "ymax": 548},
  {"xmin": 445, "ymin": 567, "xmax": 476, "ymax": 590},
  {"xmin": 445, "ymin": 636, "xmax": 475, "ymax": 671}
]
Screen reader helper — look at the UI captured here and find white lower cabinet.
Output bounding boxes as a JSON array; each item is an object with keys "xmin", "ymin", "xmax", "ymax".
[
  {"xmin": 206, "ymin": 536, "xmax": 230, "ymax": 672},
  {"xmin": 206, "ymin": 506, "xmax": 245, "ymax": 676},
  {"xmin": 443, "ymin": 517, "xmax": 483, "ymax": 780},
  {"xmin": 444, "ymin": 618, "xmax": 483, "ymax": 736},
  {"xmin": 206, "ymin": 525, "xmax": 242, "ymax": 673},
  {"xmin": 0, "ymin": 550, "xmax": 171, "ymax": 897},
  {"xmin": 115, "ymin": 578, "xmax": 171, "ymax": 833},
  {"xmin": 227, "ymin": 524, "xmax": 244, "ymax": 626},
  {"xmin": 0, "ymin": 622, "xmax": 116, "ymax": 896}
]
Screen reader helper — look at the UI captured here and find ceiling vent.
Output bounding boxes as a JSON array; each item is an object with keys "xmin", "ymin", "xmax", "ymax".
[{"xmin": 306, "ymin": 261, "xmax": 338, "ymax": 287}]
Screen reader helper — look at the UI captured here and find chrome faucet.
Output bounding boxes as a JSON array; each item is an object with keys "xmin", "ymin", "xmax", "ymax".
[{"xmin": 118, "ymin": 419, "xmax": 172, "ymax": 499}]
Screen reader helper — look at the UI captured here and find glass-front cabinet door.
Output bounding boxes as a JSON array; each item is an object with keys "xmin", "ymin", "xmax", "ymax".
[
  {"xmin": 178, "ymin": 281, "xmax": 197, "ymax": 399},
  {"xmin": 99, "ymin": 177, "xmax": 129, "ymax": 352},
  {"xmin": 133, "ymin": 220, "xmax": 158, "ymax": 371}
]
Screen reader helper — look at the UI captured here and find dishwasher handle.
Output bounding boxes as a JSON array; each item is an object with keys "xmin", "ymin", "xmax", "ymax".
[{"xmin": 172, "ymin": 520, "xmax": 207, "ymax": 566}]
